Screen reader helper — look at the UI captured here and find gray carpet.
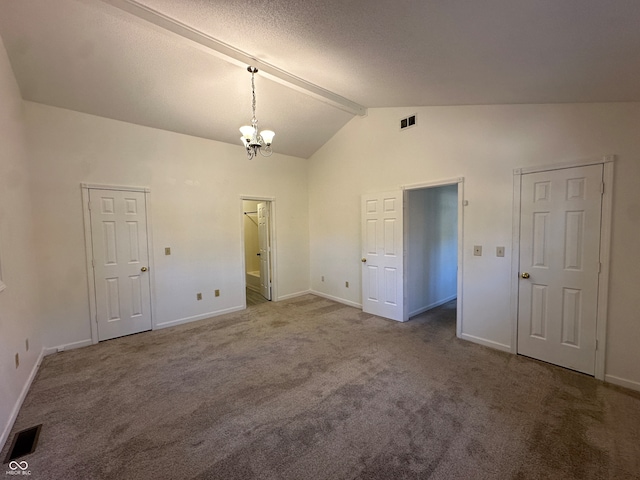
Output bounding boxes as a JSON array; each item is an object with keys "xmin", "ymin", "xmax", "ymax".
[{"xmin": 2, "ymin": 295, "xmax": 639, "ymax": 479}]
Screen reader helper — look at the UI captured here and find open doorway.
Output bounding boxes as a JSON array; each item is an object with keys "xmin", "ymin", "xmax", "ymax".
[
  {"xmin": 404, "ymin": 183, "xmax": 460, "ymax": 328},
  {"xmin": 242, "ymin": 198, "xmax": 273, "ymax": 306}
]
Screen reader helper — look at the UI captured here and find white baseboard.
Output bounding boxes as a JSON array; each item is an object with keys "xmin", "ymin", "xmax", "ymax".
[
  {"xmin": 1, "ymin": 347, "xmax": 45, "ymax": 452},
  {"xmin": 459, "ymin": 333, "xmax": 512, "ymax": 353},
  {"xmin": 43, "ymin": 338, "xmax": 93, "ymax": 356},
  {"xmin": 154, "ymin": 305, "xmax": 245, "ymax": 330},
  {"xmin": 408, "ymin": 295, "xmax": 457, "ymax": 318},
  {"xmin": 604, "ymin": 374, "xmax": 640, "ymax": 393},
  {"xmin": 309, "ymin": 290, "xmax": 362, "ymax": 309},
  {"xmin": 277, "ymin": 290, "xmax": 311, "ymax": 301}
]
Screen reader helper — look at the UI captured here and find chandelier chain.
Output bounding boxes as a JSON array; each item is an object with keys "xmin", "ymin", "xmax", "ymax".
[{"xmin": 251, "ymin": 70, "xmax": 257, "ymax": 124}]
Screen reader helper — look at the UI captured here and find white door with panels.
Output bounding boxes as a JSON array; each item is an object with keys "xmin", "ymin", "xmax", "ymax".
[
  {"xmin": 361, "ymin": 191, "xmax": 404, "ymax": 321},
  {"xmin": 89, "ymin": 189, "xmax": 152, "ymax": 341},
  {"xmin": 258, "ymin": 201, "xmax": 271, "ymax": 301},
  {"xmin": 517, "ymin": 164, "xmax": 603, "ymax": 374}
]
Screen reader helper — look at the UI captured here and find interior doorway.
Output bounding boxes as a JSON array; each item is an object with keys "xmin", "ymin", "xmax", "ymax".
[
  {"xmin": 405, "ymin": 184, "xmax": 459, "ymax": 323},
  {"xmin": 242, "ymin": 198, "xmax": 274, "ymax": 306}
]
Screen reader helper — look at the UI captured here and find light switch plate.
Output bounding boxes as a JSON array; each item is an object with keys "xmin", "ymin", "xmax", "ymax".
[
  {"xmin": 165, "ymin": 247, "xmax": 171, "ymax": 255},
  {"xmin": 496, "ymin": 246, "xmax": 505, "ymax": 257},
  {"xmin": 474, "ymin": 245, "xmax": 482, "ymax": 256}
]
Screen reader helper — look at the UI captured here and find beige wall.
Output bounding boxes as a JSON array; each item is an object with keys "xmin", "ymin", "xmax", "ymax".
[
  {"xmin": 309, "ymin": 103, "xmax": 640, "ymax": 390},
  {"xmin": 0, "ymin": 38, "xmax": 43, "ymax": 448},
  {"xmin": 24, "ymin": 102, "xmax": 310, "ymax": 348}
]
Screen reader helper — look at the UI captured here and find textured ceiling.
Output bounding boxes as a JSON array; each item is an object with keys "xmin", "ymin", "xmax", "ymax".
[{"xmin": 1, "ymin": 0, "xmax": 639, "ymax": 158}]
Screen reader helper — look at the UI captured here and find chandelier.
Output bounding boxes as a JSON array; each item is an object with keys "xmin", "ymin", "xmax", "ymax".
[{"xmin": 239, "ymin": 66, "xmax": 275, "ymax": 159}]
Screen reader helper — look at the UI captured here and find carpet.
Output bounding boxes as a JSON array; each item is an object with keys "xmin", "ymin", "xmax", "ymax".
[{"xmin": 2, "ymin": 295, "xmax": 639, "ymax": 479}]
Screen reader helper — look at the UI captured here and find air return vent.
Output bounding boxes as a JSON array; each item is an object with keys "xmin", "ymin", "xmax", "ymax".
[
  {"xmin": 4, "ymin": 425, "xmax": 42, "ymax": 463},
  {"xmin": 400, "ymin": 114, "xmax": 417, "ymax": 130}
]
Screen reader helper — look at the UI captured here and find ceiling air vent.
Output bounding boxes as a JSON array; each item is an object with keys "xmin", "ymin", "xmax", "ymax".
[{"xmin": 400, "ymin": 114, "xmax": 417, "ymax": 130}]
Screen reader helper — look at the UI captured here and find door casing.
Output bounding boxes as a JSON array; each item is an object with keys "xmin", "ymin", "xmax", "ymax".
[
  {"xmin": 81, "ymin": 183, "xmax": 156, "ymax": 345},
  {"xmin": 240, "ymin": 196, "xmax": 277, "ymax": 306},
  {"xmin": 511, "ymin": 155, "xmax": 615, "ymax": 380},
  {"xmin": 402, "ymin": 178, "xmax": 465, "ymax": 335}
]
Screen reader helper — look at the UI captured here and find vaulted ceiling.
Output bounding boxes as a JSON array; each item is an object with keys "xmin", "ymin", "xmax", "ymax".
[{"xmin": 1, "ymin": 0, "xmax": 639, "ymax": 158}]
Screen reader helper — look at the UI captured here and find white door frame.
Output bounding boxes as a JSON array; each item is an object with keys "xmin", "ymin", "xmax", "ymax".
[
  {"xmin": 401, "ymin": 177, "xmax": 465, "ymax": 335},
  {"xmin": 240, "ymin": 195, "xmax": 277, "ymax": 305},
  {"xmin": 81, "ymin": 183, "xmax": 157, "ymax": 345},
  {"xmin": 511, "ymin": 155, "xmax": 614, "ymax": 380}
]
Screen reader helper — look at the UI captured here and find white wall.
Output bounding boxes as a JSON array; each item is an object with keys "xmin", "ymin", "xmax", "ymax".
[
  {"xmin": 309, "ymin": 103, "xmax": 640, "ymax": 390},
  {"xmin": 0, "ymin": 38, "xmax": 43, "ymax": 449},
  {"xmin": 407, "ymin": 185, "xmax": 458, "ymax": 317},
  {"xmin": 24, "ymin": 102, "xmax": 310, "ymax": 349}
]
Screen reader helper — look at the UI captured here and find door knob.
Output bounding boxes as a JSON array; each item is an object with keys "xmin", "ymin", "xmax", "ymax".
[
  {"xmin": 361, "ymin": 258, "xmax": 367, "ymax": 263},
  {"xmin": 141, "ymin": 266, "xmax": 148, "ymax": 272},
  {"xmin": 521, "ymin": 272, "xmax": 530, "ymax": 279}
]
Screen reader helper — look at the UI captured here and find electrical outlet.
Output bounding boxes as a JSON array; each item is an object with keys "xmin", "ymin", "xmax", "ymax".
[
  {"xmin": 196, "ymin": 293, "xmax": 202, "ymax": 301},
  {"xmin": 345, "ymin": 281, "xmax": 349, "ymax": 288},
  {"xmin": 15, "ymin": 353, "xmax": 19, "ymax": 369},
  {"xmin": 165, "ymin": 247, "xmax": 171, "ymax": 255},
  {"xmin": 215, "ymin": 289, "xmax": 220, "ymax": 297},
  {"xmin": 496, "ymin": 246, "xmax": 505, "ymax": 257},
  {"xmin": 474, "ymin": 245, "xmax": 482, "ymax": 256},
  {"xmin": 26, "ymin": 338, "xmax": 29, "ymax": 352}
]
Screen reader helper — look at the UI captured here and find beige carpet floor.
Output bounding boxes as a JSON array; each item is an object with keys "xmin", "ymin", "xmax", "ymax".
[{"xmin": 2, "ymin": 295, "xmax": 639, "ymax": 479}]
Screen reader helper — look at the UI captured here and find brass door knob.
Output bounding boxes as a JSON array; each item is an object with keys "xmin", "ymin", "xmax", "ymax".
[
  {"xmin": 361, "ymin": 258, "xmax": 367, "ymax": 263},
  {"xmin": 141, "ymin": 266, "xmax": 148, "ymax": 272},
  {"xmin": 521, "ymin": 272, "xmax": 530, "ymax": 279}
]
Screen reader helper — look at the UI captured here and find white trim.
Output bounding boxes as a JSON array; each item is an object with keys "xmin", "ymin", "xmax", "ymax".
[
  {"xmin": 408, "ymin": 294, "xmax": 457, "ymax": 319},
  {"xmin": 460, "ymin": 333, "xmax": 511, "ymax": 353},
  {"xmin": 514, "ymin": 154, "xmax": 614, "ymax": 176},
  {"xmin": 240, "ymin": 194, "xmax": 276, "ymax": 202},
  {"xmin": 80, "ymin": 183, "xmax": 150, "ymax": 192},
  {"xmin": 81, "ymin": 184, "xmax": 155, "ymax": 342},
  {"xmin": 604, "ymin": 374, "xmax": 640, "ymax": 393},
  {"xmin": 512, "ymin": 156, "xmax": 615, "ymax": 379},
  {"xmin": 1, "ymin": 348, "xmax": 45, "ymax": 451},
  {"xmin": 402, "ymin": 177, "xmax": 464, "ymax": 191},
  {"xmin": 310, "ymin": 290, "xmax": 362, "ymax": 309},
  {"xmin": 278, "ymin": 290, "xmax": 312, "ymax": 301},
  {"xmin": 0, "ymin": 236, "xmax": 5, "ymax": 292},
  {"xmin": 154, "ymin": 305, "xmax": 245, "ymax": 330},
  {"xmin": 400, "ymin": 178, "xmax": 464, "ymax": 337},
  {"xmin": 509, "ymin": 172, "xmax": 523, "ymax": 354},
  {"xmin": 145, "ymin": 191, "xmax": 159, "ymax": 331},
  {"xmin": 595, "ymin": 161, "xmax": 614, "ymax": 380},
  {"xmin": 43, "ymin": 338, "xmax": 93, "ymax": 356},
  {"xmin": 99, "ymin": 0, "xmax": 367, "ymax": 116},
  {"xmin": 456, "ymin": 181, "xmax": 464, "ymax": 339},
  {"xmin": 81, "ymin": 185, "xmax": 99, "ymax": 345}
]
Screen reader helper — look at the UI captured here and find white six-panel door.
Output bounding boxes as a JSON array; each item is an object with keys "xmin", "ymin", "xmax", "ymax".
[
  {"xmin": 361, "ymin": 191, "xmax": 404, "ymax": 321},
  {"xmin": 258, "ymin": 202, "xmax": 271, "ymax": 301},
  {"xmin": 89, "ymin": 189, "xmax": 152, "ymax": 341},
  {"xmin": 517, "ymin": 164, "xmax": 603, "ymax": 374}
]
